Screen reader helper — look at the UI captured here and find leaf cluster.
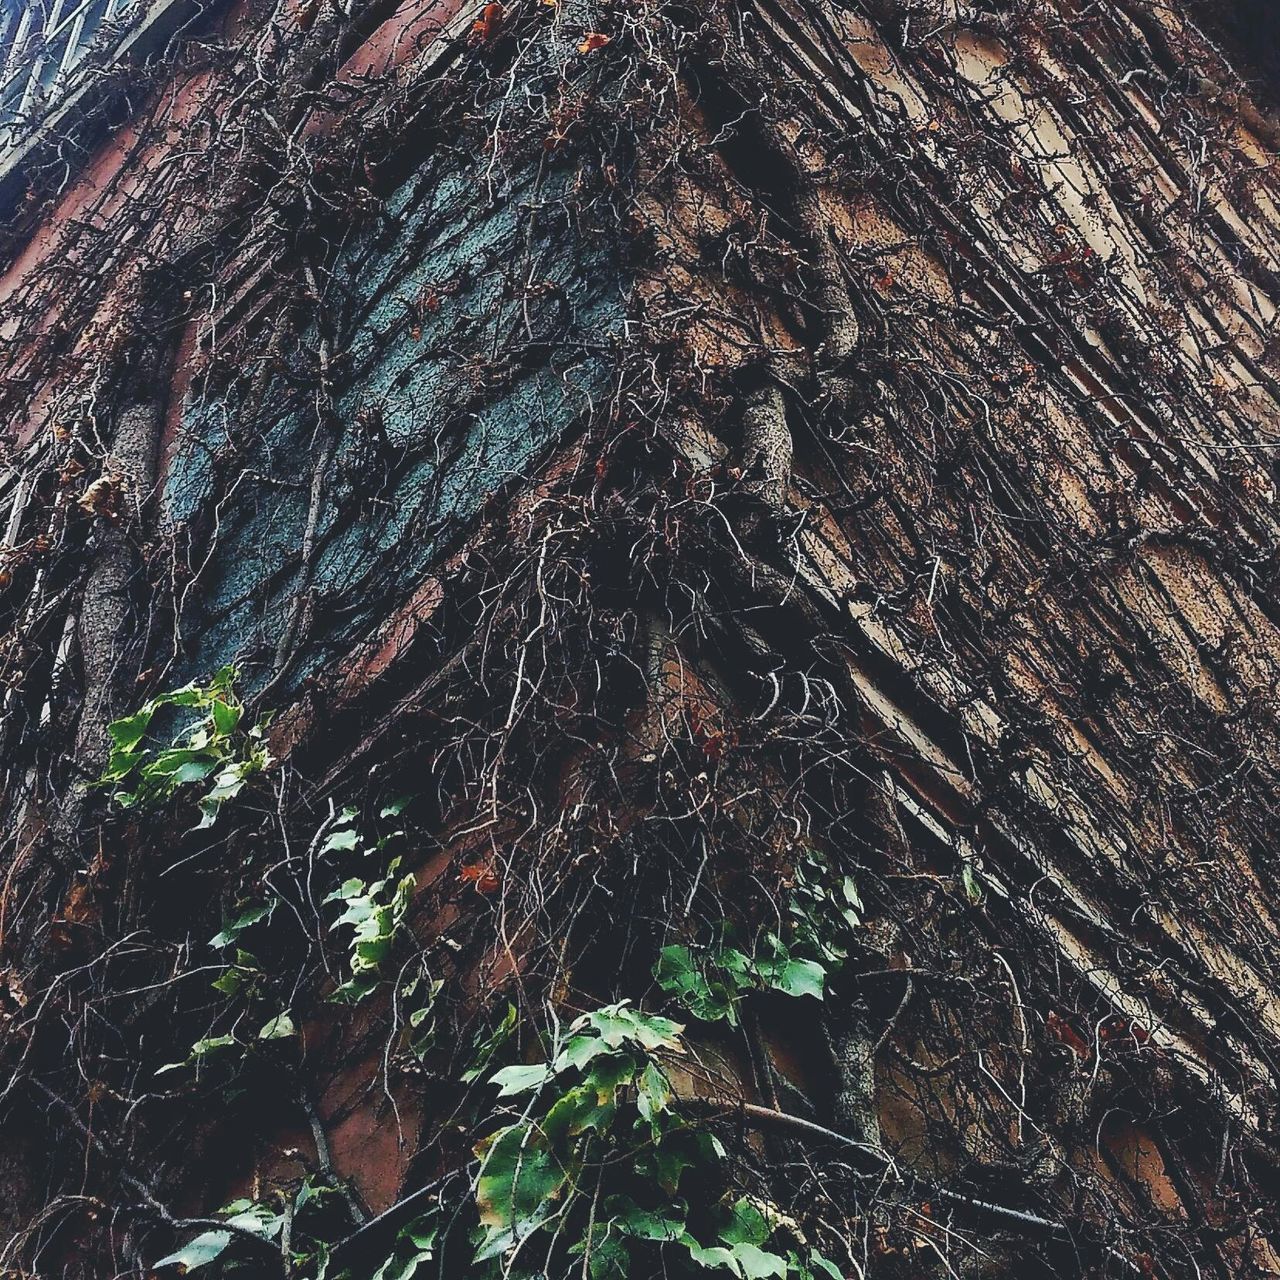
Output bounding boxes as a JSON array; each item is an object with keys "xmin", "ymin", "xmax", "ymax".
[
  {"xmin": 100, "ymin": 666, "xmax": 272, "ymax": 828},
  {"xmin": 655, "ymin": 850, "xmax": 861, "ymax": 1024},
  {"xmin": 474, "ymin": 1001, "xmax": 840, "ymax": 1280}
]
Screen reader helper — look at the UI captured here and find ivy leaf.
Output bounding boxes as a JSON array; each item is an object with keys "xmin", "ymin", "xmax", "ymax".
[
  {"xmin": 210, "ymin": 902, "xmax": 273, "ymax": 949},
  {"xmin": 327, "ymin": 877, "xmax": 367, "ymax": 905},
  {"xmin": 570, "ymin": 1228, "xmax": 630, "ymax": 1280},
  {"xmin": 683, "ymin": 1238, "xmax": 738, "ymax": 1271},
  {"xmin": 581, "ymin": 1002, "xmax": 683, "ymax": 1051},
  {"xmin": 258, "ymin": 1012, "xmax": 296, "ymax": 1040},
  {"xmin": 400, "ymin": 1217, "xmax": 438, "ymax": 1252},
  {"xmin": 606, "ymin": 1196, "xmax": 685, "ymax": 1241},
  {"xmin": 155, "ymin": 1033, "xmax": 238, "ymax": 1074},
  {"xmin": 582, "ymin": 1003, "xmax": 641, "ymax": 1049},
  {"xmin": 209, "ymin": 666, "xmax": 238, "ymax": 694},
  {"xmin": 655, "ymin": 945, "xmax": 736, "ymax": 1023},
  {"xmin": 841, "ymin": 877, "xmax": 863, "ymax": 912},
  {"xmin": 755, "ymin": 956, "xmax": 825, "ymax": 1001},
  {"xmin": 684, "ymin": 1237, "xmax": 788, "ymax": 1280},
  {"xmin": 223, "ymin": 1203, "xmax": 284, "ymax": 1238},
  {"xmin": 324, "ymin": 827, "xmax": 361, "ymax": 854},
  {"xmin": 210, "ymin": 969, "xmax": 245, "ymax": 996},
  {"xmin": 152, "ymin": 1199, "xmax": 279, "ymax": 1271},
  {"xmin": 809, "ymin": 1251, "xmax": 843, "ymax": 1279},
  {"xmin": 721, "ymin": 1198, "xmax": 770, "ymax": 1247},
  {"xmin": 730, "ymin": 1243, "xmax": 789, "ymax": 1280},
  {"xmin": 647, "ymin": 1137, "xmax": 697, "ymax": 1195},
  {"xmin": 195, "ymin": 760, "xmax": 258, "ymax": 829},
  {"xmin": 544, "ymin": 1072, "xmax": 623, "ymax": 1144},
  {"xmin": 101, "ymin": 749, "xmax": 145, "ymax": 785},
  {"xmin": 372, "ymin": 1241, "xmax": 435, "ymax": 1280},
  {"xmin": 643, "ymin": 1128, "xmax": 724, "ymax": 1195},
  {"xmin": 330, "ymin": 974, "xmax": 380, "ymax": 1004},
  {"xmin": 108, "ymin": 708, "xmax": 154, "ymax": 753},
  {"xmin": 489, "ymin": 1063, "xmax": 550, "ymax": 1096},
  {"xmin": 460, "ymin": 1003, "xmax": 517, "ymax": 1082},
  {"xmin": 146, "ymin": 748, "xmax": 217, "ymax": 779},
  {"xmin": 474, "ymin": 1124, "xmax": 566, "ymax": 1260},
  {"xmin": 153, "ymin": 1229, "xmax": 232, "ymax": 1271},
  {"xmin": 582, "ymin": 1052, "xmax": 641, "ymax": 1098},
  {"xmin": 211, "ymin": 698, "xmax": 242, "ymax": 737},
  {"xmin": 636, "ymin": 1059, "xmax": 672, "ymax": 1123},
  {"xmin": 101, "ymin": 671, "xmax": 268, "ymax": 824},
  {"xmin": 554, "ymin": 1032, "xmax": 609, "ymax": 1073}
]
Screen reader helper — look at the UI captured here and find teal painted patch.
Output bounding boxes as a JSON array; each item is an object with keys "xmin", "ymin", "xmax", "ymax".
[{"xmin": 161, "ymin": 124, "xmax": 624, "ymax": 690}]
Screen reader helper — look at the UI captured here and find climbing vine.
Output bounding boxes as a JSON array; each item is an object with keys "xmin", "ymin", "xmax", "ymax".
[{"xmin": 2, "ymin": 1, "xmax": 1277, "ymax": 1279}]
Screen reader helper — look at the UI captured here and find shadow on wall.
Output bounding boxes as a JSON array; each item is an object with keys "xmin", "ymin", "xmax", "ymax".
[{"xmin": 1195, "ymin": 0, "xmax": 1280, "ymax": 98}]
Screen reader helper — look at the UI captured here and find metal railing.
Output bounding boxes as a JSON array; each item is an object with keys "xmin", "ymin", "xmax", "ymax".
[{"xmin": 0, "ymin": 0, "xmax": 141, "ymax": 152}]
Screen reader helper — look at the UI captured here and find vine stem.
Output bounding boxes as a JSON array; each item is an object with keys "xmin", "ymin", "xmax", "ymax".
[
  {"xmin": 685, "ymin": 1098, "xmax": 1089, "ymax": 1242},
  {"xmin": 30, "ymin": 1079, "xmax": 283, "ymax": 1260}
]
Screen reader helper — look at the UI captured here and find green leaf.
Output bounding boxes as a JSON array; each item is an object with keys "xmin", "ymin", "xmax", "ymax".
[
  {"xmin": 210, "ymin": 665, "xmax": 238, "ymax": 692},
  {"xmin": 210, "ymin": 902, "xmax": 273, "ymax": 949},
  {"xmin": 684, "ymin": 1239, "xmax": 738, "ymax": 1272},
  {"xmin": 636, "ymin": 1059, "xmax": 672, "ymax": 1123},
  {"xmin": 731, "ymin": 1243, "xmax": 789, "ymax": 1280},
  {"xmin": 582, "ymin": 1052, "xmax": 641, "ymax": 1095},
  {"xmin": 544, "ymin": 1081, "xmax": 617, "ymax": 1144},
  {"xmin": 554, "ymin": 1032, "xmax": 611, "ymax": 1073},
  {"xmin": 461, "ymin": 1003, "xmax": 517, "ymax": 1082},
  {"xmin": 685, "ymin": 1236, "xmax": 789, "ymax": 1280},
  {"xmin": 489, "ymin": 1063, "xmax": 550, "ymax": 1096},
  {"xmin": 580, "ymin": 1002, "xmax": 682, "ymax": 1051},
  {"xmin": 474, "ymin": 1124, "xmax": 566, "ymax": 1260},
  {"xmin": 153, "ymin": 1229, "xmax": 232, "ymax": 1270},
  {"xmin": 400, "ymin": 1217, "xmax": 438, "ymax": 1252},
  {"xmin": 170, "ymin": 757, "xmax": 218, "ymax": 785},
  {"xmin": 224, "ymin": 1203, "xmax": 283, "ymax": 1239},
  {"xmin": 258, "ymin": 1012, "xmax": 296, "ymax": 1040},
  {"xmin": 156, "ymin": 1033, "xmax": 238, "ymax": 1075},
  {"xmin": 211, "ymin": 698, "xmax": 243, "ymax": 736},
  {"xmin": 294, "ymin": 1178, "xmax": 330, "ymax": 1213},
  {"xmin": 570, "ymin": 1228, "xmax": 631, "ymax": 1280},
  {"xmin": 721, "ymin": 1198, "xmax": 770, "ymax": 1247},
  {"xmin": 192, "ymin": 1033, "xmax": 238, "ymax": 1057},
  {"xmin": 327, "ymin": 877, "xmax": 367, "ymax": 905},
  {"xmin": 606, "ymin": 1197, "xmax": 685, "ymax": 1242},
  {"xmin": 210, "ymin": 969, "xmax": 244, "ymax": 997},
  {"xmin": 329, "ymin": 973, "xmax": 380, "ymax": 1004},
  {"xmin": 324, "ymin": 827, "xmax": 361, "ymax": 854},
  {"xmin": 372, "ymin": 1245, "xmax": 435, "ymax": 1280},
  {"xmin": 100, "ymin": 671, "xmax": 269, "ymax": 822},
  {"xmin": 809, "ymin": 1251, "xmax": 843, "ymax": 1280},
  {"xmin": 108, "ymin": 708, "xmax": 154, "ymax": 753},
  {"xmin": 101, "ymin": 748, "xmax": 145, "ymax": 783},
  {"xmin": 656, "ymin": 945, "xmax": 732, "ymax": 1021},
  {"xmin": 756, "ymin": 957, "xmax": 825, "ymax": 1001},
  {"xmin": 164, "ymin": 684, "xmax": 207, "ymax": 709},
  {"xmin": 648, "ymin": 1141, "xmax": 695, "ymax": 1195},
  {"xmin": 656, "ymin": 944, "xmax": 698, "ymax": 991},
  {"xmin": 146, "ymin": 748, "xmax": 217, "ymax": 777}
]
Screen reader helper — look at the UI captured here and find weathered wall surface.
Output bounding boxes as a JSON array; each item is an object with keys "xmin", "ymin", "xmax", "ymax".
[{"xmin": 4, "ymin": 2, "xmax": 1280, "ymax": 1279}]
